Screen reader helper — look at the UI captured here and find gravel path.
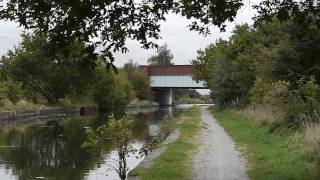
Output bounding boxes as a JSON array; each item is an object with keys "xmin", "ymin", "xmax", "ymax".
[{"xmin": 193, "ymin": 107, "xmax": 249, "ymax": 180}]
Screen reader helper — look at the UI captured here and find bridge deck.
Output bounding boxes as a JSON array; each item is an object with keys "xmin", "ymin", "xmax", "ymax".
[
  {"xmin": 141, "ymin": 65, "xmax": 207, "ymax": 89},
  {"xmin": 150, "ymin": 75, "xmax": 206, "ymax": 89}
]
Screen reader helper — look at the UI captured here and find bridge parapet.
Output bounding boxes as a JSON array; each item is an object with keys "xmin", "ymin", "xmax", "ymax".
[{"xmin": 140, "ymin": 65, "xmax": 194, "ymax": 76}]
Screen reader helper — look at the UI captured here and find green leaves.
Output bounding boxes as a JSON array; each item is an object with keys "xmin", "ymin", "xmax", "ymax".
[
  {"xmin": 0, "ymin": 0, "xmax": 244, "ymax": 63},
  {"xmin": 93, "ymin": 63, "xmax": 134, "ymax": 112},
  {"xmin": 3, "ymin": 33, "xmax": 95, "ymax": 104},
  {"xmin": 82, "ymin": 114, "xmax": 136, "ymax": 180},
  {"xmin": 82, "ymin": 114, "xmax": 135, "ymax": 153}
]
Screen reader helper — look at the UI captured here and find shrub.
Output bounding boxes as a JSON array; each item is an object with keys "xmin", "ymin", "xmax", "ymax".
[
  {"xmin": 82, "ymin": 114, "xmax": 135, "ymax": 180},
  {"xmin": 94, "ymin": 64, "xmax": 134, "ymax": 112},
  {"xmin": 285, "ymin": 79, "xmax": 320, "ymax": 128},
  {"xmin": 0, "ymin": 79, "xmax": 23, "ymax": 105},
  {"xmin": 131, "ymin": 71, "xmax": 151, "ymax": 100},
  {"xmin": 250, "ymin": 78, "xmax": 289, "ymax": 108}
]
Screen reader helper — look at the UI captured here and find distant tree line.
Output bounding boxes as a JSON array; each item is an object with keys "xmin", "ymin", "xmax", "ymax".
[{"xmin": 0, "ymin": 34, "xmax": 151, "ymax": 112}]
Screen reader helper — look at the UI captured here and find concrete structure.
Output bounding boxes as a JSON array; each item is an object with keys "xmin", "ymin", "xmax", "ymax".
[{"xmin": 140, "ymin": 65, "xmax": 207, "ymax": 106}]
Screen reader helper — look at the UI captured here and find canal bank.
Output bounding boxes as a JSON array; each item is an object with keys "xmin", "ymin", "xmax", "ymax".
[
  {"xmin": 0, "ymin": 105, "xmax": 177, "ymax": 180},
  {"xmin": 128, "ymin": 107, "xmax": 202, "ymax": 180}
]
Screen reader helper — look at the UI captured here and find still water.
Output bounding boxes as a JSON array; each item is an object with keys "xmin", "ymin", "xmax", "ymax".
[{"xmin": 0, "ymin": 106, "xmax": 177, "ymax": 180}]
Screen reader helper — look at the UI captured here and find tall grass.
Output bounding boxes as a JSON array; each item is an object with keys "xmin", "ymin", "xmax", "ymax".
[
  {"xmin": 295, "ymin": 123, "xmax": 320, "ymax": 176},
  {"xmin": 237, "ymin": 102, "xmax": 320, "ymax": 176},
  {"xmin": 0, "ymin": 99, "xmax": 40, "ymax": 111},
  {"xmin": 237, "ymin": 103, "xmax": 285, "ymax": 128},
  {"xmin": 299, "ymin": 123, "xmax": 320, "ymax": 159}
]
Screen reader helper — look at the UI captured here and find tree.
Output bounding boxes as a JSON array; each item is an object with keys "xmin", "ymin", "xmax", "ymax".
[
  {"xmin": 192, "ymin": 21, "xmax": 292, "ymax": 106},
  {"xmin": 1, "ymin": 0, "xmax": 318, "ymax": 65},
  {"xmin": 122, "ymin": 59, "xmax": 139, "ymax": 81},
  {"xmin": 131, "ymin": 70, "xmax": 151, "ymax": 100},
  {"xmin": 93, "ymin": 62, "xmax": 134, "ymax": 112},
  {"xmin": 254, "ymin": 0, "xmax": 320, "ymax": 30},
  {"xmin": 0, "ymin": 0, "xmax": 245, "ymax": 65},
  {"xmin": 82, "ymin": 115, "xmax": 136, "ymax": 180},
  {"xmin": 122, "ymin": 60, "xmax": 151, "ymax": 101},
  {"xmin": 0, "ymin": 78, "xmax": 23, "ymax": 104},
  {"xmin": 2, "ymin": 34, "xmax": 95, "ymax": 104},
  {"xmin": 148, "ymin": 44, "xmax": 174, "ymax": 66}
]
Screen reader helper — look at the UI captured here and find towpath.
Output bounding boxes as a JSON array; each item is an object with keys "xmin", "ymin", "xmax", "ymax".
[{"xmin": 193, "ymin": 107, "xmax": 248, "ymax": 180}]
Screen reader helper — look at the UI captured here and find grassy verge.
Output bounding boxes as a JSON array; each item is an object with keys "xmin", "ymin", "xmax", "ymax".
[
  {"xmin": 212, "ymin": 108, "xmax": 316, "ymax": 180},
  {"xmin": 139, "ymin": 107, "xmax": 201, "ymax": 180}
]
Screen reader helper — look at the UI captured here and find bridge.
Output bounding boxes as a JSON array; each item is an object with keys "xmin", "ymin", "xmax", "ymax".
[{"xmin": 140, "ymin": 65, "xmax": 207, "ymax": 106}]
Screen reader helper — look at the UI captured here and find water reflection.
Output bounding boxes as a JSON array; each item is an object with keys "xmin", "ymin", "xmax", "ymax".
[{"xmin": 0, "ymin": 106, "xmax": 176, "ymax": 180}]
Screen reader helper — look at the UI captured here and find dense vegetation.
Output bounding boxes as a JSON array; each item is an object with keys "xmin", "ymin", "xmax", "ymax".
[
  {"xmin": 0, "ymin": 34, "xmax": 152, "ymax": 111},
  {"xmin": 192, "ymin": 18, "xmax": 320, "ymax": 174},
  {"xmin": 0, "ymin": 37, "xmax": 207, "ymax": 111}
]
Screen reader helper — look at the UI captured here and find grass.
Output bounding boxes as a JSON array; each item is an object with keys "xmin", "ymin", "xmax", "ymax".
[
  {"xmin": 298, "ymin": 123, "xmax": 320, "ymax": 160},
  {"xmin": 140, "ymin": 107, "xmax": 201, "ymax": 180},
  {"xmin": 238, "ymin": 103, "xmax": 285, "ymax": 128},
  {"xmin": 212, "ymin": 108, "xmax": 316, "ymax": 180}
]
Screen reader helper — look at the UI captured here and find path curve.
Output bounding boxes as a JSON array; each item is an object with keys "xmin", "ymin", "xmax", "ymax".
[{"xmin": 193, "ymin": 107, "xmax": 248, "ymax": 180}]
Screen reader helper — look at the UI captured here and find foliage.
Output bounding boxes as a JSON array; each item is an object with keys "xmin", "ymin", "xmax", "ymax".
[
  {"xmin": 93, "ymin": 62, "xmax": 134, "ymax": 112},
  {"xmin": 148, "ymin": 44, "xmax": 174, "ymax": 66},
  {"xmin": 122, "ymin": 60, "xmax": 139, "ymax": 81},
  {"xmin": 254, "ymin": 0, "xmax": 320, "ymax": 31},
  {"xmin": 1, "ymin": 34, "xmax": 95, "ymax": 104},
  {"xmin": 131, "ymin": 70, "xmax": 151, "ymax": 100},
  {"xmin": 285, "ymin": 79, "xmax": 320, "ymax": 128},
  {"xmin": 250, "ymin": 78, "xmax": 289, "ymax": 107},
  {"xmin": 173, "ymin": 89, "xmax": 205, "ymax": 104},
  {"xmin": 82, "ymin": 114, "xmax": 135, "ymax": 180},
  {"xmin": 122, "ymin": 60, "xmax": 152, "ymax": 100},
  {"xmin": 192, "ymin": 18, "xmax": 320, "ymax": 129},
  {"xmin": 0, "ymin": 78, "xmax": 23, "ymax": 104},
  {"xmin": 0, "ymin": 0, "xmax": 243, "ymax": 64}
]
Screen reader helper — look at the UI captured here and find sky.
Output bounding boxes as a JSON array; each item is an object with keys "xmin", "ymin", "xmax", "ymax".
[
  {"xmin": 0, "ymin": 1, "xmax": 259, "ymax": 66},
  {"xmin": 0, "ymin": 1, "xmax": 259, "ymax": 94}
]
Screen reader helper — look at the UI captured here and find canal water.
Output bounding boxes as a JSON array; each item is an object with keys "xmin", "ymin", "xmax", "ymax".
[{"xmin": 0, "ymin": 106, "xmax": 178, "ymax": 180}]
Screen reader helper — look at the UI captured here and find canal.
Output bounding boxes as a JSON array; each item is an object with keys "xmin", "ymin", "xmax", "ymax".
[{"xmin": 0, "ymin": 106, "xmax": 178, "ymax": 180}]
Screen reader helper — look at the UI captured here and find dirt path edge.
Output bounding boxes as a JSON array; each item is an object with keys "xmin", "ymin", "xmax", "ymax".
[{"xmin": 127, "ymin": 129, "xmax": 180, "ymax": 180}]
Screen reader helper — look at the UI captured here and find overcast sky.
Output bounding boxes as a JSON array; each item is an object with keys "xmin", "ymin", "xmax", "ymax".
[
  {"xmin": 0, "ymin": 1, "xmax": 259, "ymax": 95},
  {"xmin": 0, "ymin": 1, "xmax": 259, "ymax": 67}
]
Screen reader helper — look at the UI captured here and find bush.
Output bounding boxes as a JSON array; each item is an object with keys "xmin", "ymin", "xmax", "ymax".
[
  {"xmin": 285, "ymin": 79, "xmax": 320, "ymax": 128},
  {"xmin": 131, "ymin": 71, "xmax": 151, "ymax": 100},
  {"xmin": 94, "ymin": 64, "xmax": 134, "ymax": 112},
  {"xmin": 0, "ymin": 79, "xmax": 23, "ymax": 104},
  {"xmin": 250, "ymin": 78, "xmax": 289, "ymax": 108}
]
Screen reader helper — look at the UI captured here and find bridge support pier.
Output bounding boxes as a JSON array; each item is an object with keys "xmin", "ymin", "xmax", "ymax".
[{"xmin": 153, "ymin": 88, "xmax": 173, "ymax": 106}]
